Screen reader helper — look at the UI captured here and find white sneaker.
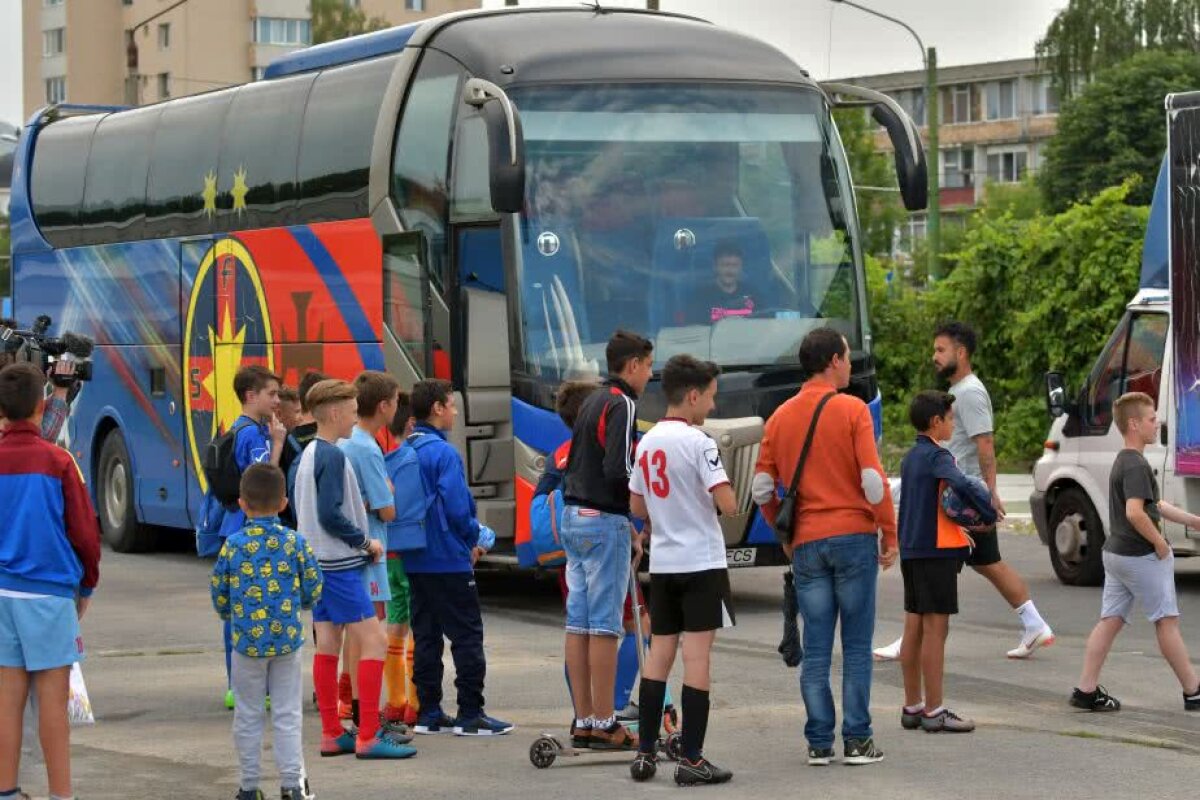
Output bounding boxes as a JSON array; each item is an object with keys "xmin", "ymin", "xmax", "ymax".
[
  {"xmin": 873, "ymin": 637, "xmax": 903, "ymax": 661},
  {"xmin": 1006, "ymin": 626, "xmax": 1055, "ymax": 659}
]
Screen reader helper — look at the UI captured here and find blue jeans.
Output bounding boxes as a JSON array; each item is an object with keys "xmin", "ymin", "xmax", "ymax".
[
  {"xmin": 561, "ymin": 507, "xmax": 631, "ymax": 637},
  {"xmin": 793, "ymin": 533, "xmax": 879, "ymax": 748}
]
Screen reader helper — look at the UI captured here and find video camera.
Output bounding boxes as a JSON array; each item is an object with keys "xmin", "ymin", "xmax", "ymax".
[{"xmin": 0, "ymin": 315, "xmax": 94, "ymax": 386}]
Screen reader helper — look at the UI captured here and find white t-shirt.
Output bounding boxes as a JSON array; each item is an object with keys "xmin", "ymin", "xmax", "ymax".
[{"xmin": 628, "ymin": 419, "xmax": 730, "ymax": 574}]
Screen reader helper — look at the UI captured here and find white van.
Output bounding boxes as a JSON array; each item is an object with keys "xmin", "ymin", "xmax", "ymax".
[{"xmin": 1031, "ymin": 144, "xmax": 1200, "ymax": 584}]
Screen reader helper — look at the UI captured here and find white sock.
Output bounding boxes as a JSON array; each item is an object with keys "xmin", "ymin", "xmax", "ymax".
[
  {"xmin": 595, "ymin": 714, "xmax": 616, "ymax": 729},
  {"xmin": 903, "ymin": 702, "xmax": 925, "ymax": 714},
  {"xmin": 925, "ymin": 706, "xmax": 945, "ymax": 717},
  {"xmin": 1016, "ymin": 600, "xmax": 1047, "ymax": 635},
  {"xmin": 575, "ymin": 717, "xmax": 593, "ymax": 729}
]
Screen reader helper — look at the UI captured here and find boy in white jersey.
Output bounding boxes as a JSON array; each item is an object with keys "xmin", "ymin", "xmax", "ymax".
[{"xmin": 628, "ymin": 354, "xmax": 737, "ymax": 787}]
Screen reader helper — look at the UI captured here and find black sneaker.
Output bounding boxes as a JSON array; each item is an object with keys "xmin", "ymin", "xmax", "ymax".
[
  {"xmin": 1070, "ymin": 686, "xmax": 1121, "ymax": 712},
  {"xmin": 807, "ymin": 746, "xmax": 835, "ymax": 766},
  {"xmin": 843, "ymin": 737, "xmax": 884, "ymax": 765},
  {"xmin": 630, "ymin": 751, "xmax": 658, "ymax": 782},
  {"xmin": 1184, "ymin": 686, "xmax": 1200, "ymax": 711},
  {"xmin": 280, "ymin": 782, "xmax": 314, "ymax": 800},
  {"xmin": 454, "ymin": 712, "xmax": 515, "ymax": 736},
  {"xmin": 414, "ymin": 710, "xmax": 456, "ymax": 735},
  {"xmin": 674, "ymin": 756, "xmax": 733, "ymax": 786},
  {"xmin": 236, "ymin": 791, "xmax": 265, "ymax": 800}
]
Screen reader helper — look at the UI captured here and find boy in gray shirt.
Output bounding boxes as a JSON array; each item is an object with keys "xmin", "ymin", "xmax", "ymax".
[{"xmin": 1071, "ymin": 392, "xmax": 1200, "ymax": 712}]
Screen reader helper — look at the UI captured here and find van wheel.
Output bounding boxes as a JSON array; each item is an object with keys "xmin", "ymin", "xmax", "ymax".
[
  {"xmin": 97, "ymin": 430, "xmax": 154, "ymax": 553},
  {"xmin": 1047, "ymin": 487, "xmax": 1104, "ymax": 586}
]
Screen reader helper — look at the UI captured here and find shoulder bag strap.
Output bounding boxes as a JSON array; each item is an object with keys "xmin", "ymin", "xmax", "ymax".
[{"xmin": 781, "ymin": 391, "xmax": 837, "ymax": 503}]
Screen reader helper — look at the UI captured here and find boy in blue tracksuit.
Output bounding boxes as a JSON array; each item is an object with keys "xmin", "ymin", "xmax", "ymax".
[
  {"xmin": 405, "ymin": 379, "xmax": 511, "ymax": 737},
  {"xmin": 897, "ymin": 391, "xmax": 996, "ymax": 735}
]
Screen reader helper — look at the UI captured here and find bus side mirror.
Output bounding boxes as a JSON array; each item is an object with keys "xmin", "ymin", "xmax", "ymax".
[
  {"xmin": 821, "ymin": 81, "xmax": 928, "ymax": 212},
  {"xmin": 464, "ymin": 78, "xmax": 525, "ymax": 214},
  {"xmin": 1046, "ymin": 371, "xmax": 1067, "ymax": 418}
]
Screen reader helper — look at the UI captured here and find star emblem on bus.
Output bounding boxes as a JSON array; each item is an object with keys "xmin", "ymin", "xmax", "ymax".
[
  {"xmin": 200, "ymin": 306, "xmax": 248, "ymax": 438},
  {"xmin": 231, "ymin": 166, "xmax": 249, "ymax": 215},
  {"xmin": 202, "ymin": 171, "xmax": 217, "ymax": 218}
]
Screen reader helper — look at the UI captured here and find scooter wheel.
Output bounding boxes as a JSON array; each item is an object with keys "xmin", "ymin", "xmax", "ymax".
[
  {"xmin": 664, "ymin": 732, "xmax": 683, "ymax": 761},
  {"xmin": 530, "ymin": 737, "xmax": 558, "ymax": 769}
]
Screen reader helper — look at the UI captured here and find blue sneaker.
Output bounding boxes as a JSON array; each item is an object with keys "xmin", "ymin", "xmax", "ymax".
[
  {"xmin": 356, "ymin": 736, "xmax": 417, "ymax": 759},
  {"xmin": 320, "ymin": 728, "xmax": 358, "ymax": 757},
  {"xmin": 414, "ymin": 710, "xmax": 456, "ymax": 735},
  {"xmin": 454, "ymin": 712, "xmax": 515, "ymax": 736}
]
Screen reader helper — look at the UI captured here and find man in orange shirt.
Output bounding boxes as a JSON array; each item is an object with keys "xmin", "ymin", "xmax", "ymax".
[{"xmin": 753, "ymin": 327, "xmax": 898, "ymax": 767}]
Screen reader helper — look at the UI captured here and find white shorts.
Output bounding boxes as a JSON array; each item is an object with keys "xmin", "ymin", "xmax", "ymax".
[{"xmin": 1100, "ymin": 550, "xmax": 1179, "ymax": 623}]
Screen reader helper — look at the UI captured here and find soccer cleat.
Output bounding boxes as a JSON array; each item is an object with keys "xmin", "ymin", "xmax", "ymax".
[
  {"xmin": 225, "ymin": 688, "xmax": 236, "ymax": 710},
  {"xmin": 901, "ymin": 707, "xmax": 924, "ymax": 730},
  {"xmin": 1186, "ymin": 686, "xmax": 1200, "ymax": 711},
  {"xmin": 616, "ymin": 702, "xmax": 639, "ymax": 724},
  {"xmin": 1007, "ymin": 626, "xmax": 1055, "ymax": 659},
  {"xmin": 1070, "ymin": 686, "xmax": 1121, "ymax": 712},
  {"xmin": 630, "ymin": 751, "xmax": 658, "ymax": 782},
  {"xmin": 454, "ymin": 713, "xmax": 515, "ymax": 736},
  {"xmin": 337, "ymin": 700, "xmax": 354, "ymax": 722},
  {"xmin": 382, "ymin": 704, "xmax": 407, "ymax": 724},
  {"xmin": 378, "ymin": 719, "xmax": 414, "ymax": 744},
  {"xmin": 355, "ymin": 736, "xmax": 417, "ymax": 759},
  {"xmin": 319, "ymin": 728, "xmax": 358, "ymax": 757},
  {"xmin": 265, "ymin": 695, "xmax": 271, "ymax": 712},
  {"xmin": 236, "ymin": 790, "xmax": 265, "ymax": 800},
  {"xmin": 843, "ymin": 737, "xmax": 884, "ymax": 765},
  {"xmin": 674, "ymin": 756, "xmax": 733, "ymax": 786},
  {"xmin": 807, "ymin": 746, "xmax": 835, "ymax": 766},
  {"xmin": 921, "ymin": 708, "xmax": 975, "ymax": 733},
  {"xmin": 414, "ymin": 710, "xmax": 456, "ymax": 735},
  {"xmin": 872, "ymin": 637, "xmax": 903, "ymax": 661}
]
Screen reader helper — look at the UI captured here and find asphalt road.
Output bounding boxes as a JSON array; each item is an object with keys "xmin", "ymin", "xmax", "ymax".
[{"xmin": 16, "ymin": 524, "xmax": 1200, "ymax": 799}]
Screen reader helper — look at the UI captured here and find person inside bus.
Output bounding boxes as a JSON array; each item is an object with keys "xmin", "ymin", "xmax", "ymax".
[{"xmin": 682, "ymin": 241, "xmax": 756, "ymax": 325}]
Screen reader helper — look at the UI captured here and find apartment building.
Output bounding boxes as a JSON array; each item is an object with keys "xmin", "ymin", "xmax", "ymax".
[
  {"xmin": 839, "ymin": 57, "xmax": 1062, "ymax": 238},
  {"xmin": 22, "ymin": 0, "xmax": 480, "ymax": 117}
]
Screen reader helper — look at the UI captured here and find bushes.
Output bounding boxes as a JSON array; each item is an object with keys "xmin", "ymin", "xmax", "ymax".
[{"xmin": 870, "ymin": 182, "xmax": 1148, "ymax": 467}]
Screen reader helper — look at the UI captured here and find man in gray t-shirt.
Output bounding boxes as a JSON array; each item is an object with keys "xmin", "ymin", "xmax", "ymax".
[{"xmin": 875, "ymin": 322, "xmax": 1055, "ymax": 662}]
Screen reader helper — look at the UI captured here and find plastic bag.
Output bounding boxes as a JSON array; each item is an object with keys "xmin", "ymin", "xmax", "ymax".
[{"xmin": 68, "ymin": 662, "xmax": 95, "ymax": 726}]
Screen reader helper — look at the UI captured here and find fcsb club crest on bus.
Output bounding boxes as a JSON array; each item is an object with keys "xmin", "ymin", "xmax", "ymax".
[{"xmin": 183, "ymin": 238, "xmax": 275, "ymax": 492}]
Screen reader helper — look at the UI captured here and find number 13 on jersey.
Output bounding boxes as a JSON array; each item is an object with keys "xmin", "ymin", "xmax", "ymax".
[{"xmin": 638, "ymin": 449, "xmax": 671, "ymax": 498}]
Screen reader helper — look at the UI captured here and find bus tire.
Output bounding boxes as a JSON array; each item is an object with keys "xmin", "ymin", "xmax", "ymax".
[
  {"xmin": 97, "ymin": 430, "xmax": 154, "ymax": 553},
  {"xmin": 1047, "ymin": 487, "xmax": 1104, "ymax": 587}
]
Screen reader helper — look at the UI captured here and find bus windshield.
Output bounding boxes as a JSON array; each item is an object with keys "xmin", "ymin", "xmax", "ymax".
[{"xmin": 510, "ymin": 82, "xmax": 864, "ymax": 381}]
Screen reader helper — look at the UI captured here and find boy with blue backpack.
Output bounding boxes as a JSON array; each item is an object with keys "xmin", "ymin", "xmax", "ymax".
[
  {"xmin": 382, "ymin": 393, "xmax": 420, "ymax": 726},
  {"xmin": 403, "ymin": 379, "xmax": 509, "ymax": 736}
]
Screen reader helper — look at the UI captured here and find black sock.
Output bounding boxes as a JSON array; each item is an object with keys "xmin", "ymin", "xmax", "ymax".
[
  {"xmin": 637, "ymin": 678, "xmax": 667, "ymax": 754},
  {"xmin": 351, "ymin": 698, "xmax": 360, "ymax": 727},
  {"xmin": 680, "ymin": 684, "xmax": 710, "ymax": 762}
]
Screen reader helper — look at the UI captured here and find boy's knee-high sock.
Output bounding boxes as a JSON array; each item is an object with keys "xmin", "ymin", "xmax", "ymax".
[
  {"xmin": 356, "ymin": 658, "xmax": 385, "ymax": 743},
  {"xmin": 313, "ymin": 653, "xmax": 343, "ymax": 739},
  {"xmin": 614, "ymin": 632, "xmax": 640, "ymax": 710},
  {"xmin": 404, "ymin": 632, "xmax": 419, "ymax": 712},
  {"xmin": 384, "ymin": 635, "xmax": 406, "ymax": 708},
  {"xmin": 680, "ymin": 685, "xmax": 710, "ymax": 763},
  {"xmin": 637, "ymin": 678, "xmax": 667, "ymax": 755},
  {"xmin": 338, "ymin": 672, "xmax": 353, "ymax": 707}
]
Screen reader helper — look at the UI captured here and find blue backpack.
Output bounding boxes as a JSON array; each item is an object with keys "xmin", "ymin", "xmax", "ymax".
[
  {"xmin": 194, "ymin": 490, "xmax": 227, "ymax": 558},
  {"xmin": 529, "ymin": 487, "xmax": 568, "ymax": 568},
  {"xmin": 385, "ymin": 434, "xmax": 440, "ymax": 552}
]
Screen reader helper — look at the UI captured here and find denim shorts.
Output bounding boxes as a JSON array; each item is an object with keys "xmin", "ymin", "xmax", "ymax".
[
  {"xmin": 561, "ymin": 507, "xmax": 631, "ymax": 637},
  {"xmin": 0, "ymin": 594, "xmax": 83, "ymax": 671}
]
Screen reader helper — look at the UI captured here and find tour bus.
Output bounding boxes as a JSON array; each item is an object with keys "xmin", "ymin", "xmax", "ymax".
[
  {"xmin": 8, "ymin": 7, "xmax": 926, "ymax": 564},
  {"xmin": 1033, "ymin": 93, "xmax": 1200, "ymax": 584}
]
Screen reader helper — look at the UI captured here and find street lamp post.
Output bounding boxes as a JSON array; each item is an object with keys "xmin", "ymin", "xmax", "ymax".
[{"xmin": 830, "ymin": 0, "xmax": 940, "ymax": 279}]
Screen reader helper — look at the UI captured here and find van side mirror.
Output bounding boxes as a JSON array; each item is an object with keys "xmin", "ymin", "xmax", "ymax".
[
  {"xmin": 464, "ymin": 78, "xmax": 525, "ymax": 214},
  {"xmin": 821, "ymin": 82, "xmax": 928, "ymax": 211},
  {"xmin": 1045, "ymin": 371, "xmax": 1067, "ymax": 418}
]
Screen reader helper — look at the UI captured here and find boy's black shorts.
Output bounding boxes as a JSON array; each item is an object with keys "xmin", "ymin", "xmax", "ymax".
[
  {"xmin": 901, "ymin": 557, "xmax": 963, "ymax": 615},
  {"xmin": 965, "ymin": 525, "xmax": 1002, "ymax": 567},
  {"xmin": 649, "ymin": 569, "xmax": 736, "ymax": 636}
]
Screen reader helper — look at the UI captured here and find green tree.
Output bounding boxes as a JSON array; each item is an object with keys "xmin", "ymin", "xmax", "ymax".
[
  {"xmin": 1039, "ymin": 50, "xmax": 1200, "ymax": 211},
  {"xmin": 1037, "ymin": 0, "xmax": 1200, "ymax": 102},
  {"xmin": 312, "ymin": 0, "xmax": 389, "ymax": 45},
  {"xmin": 833, "ymin": 108, "xmax": 906, "ymax": 257}
]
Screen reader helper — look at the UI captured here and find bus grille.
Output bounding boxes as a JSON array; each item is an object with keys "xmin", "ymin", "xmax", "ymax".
[{"xmin": 723, "ymin": 441, "xmax": 762, "ymax": 514}]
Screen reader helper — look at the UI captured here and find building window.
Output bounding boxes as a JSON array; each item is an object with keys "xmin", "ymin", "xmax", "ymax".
[
  {"xmin": 252, "ymin": 66, "xmax": 268, "ymax": 81},
  {"xmin": 986, "ymin": 79, "xmax": 1016, "ymax": 120},
  {"xmin": 45, "ymin": 76, "xmax": 66, "ymax": 104},
  {"xmin": 43, "ymin": 28, "xmax": 65, "ymax": 57},
  {"xmin": 254, "ymin": 17, "xmax": 312, "ymax": 46},
  {"xmin": 943, "ymin": 148, "xmax": 974, "ymax": 189},
  {"xmin": 158, "ymin": 72, "xmax": 171, "ymax": 99},
  {"xmin": 986, "ymin": 149, "xmax": 1028, "ymax": 183},
  {"xmin": 943, "ymin": 83, "xmax": 974, "ymax": 125},
  {"xmin": 1033, "ymin": 76, "xmax": 1060, "ymax": 115},
  {"xmin": 158, "ymin": 23, "xmax": 170, "ymax": 50},
  {"xmin": 406, "ymin": 0, "xmax": 426, "ymax": 10}
]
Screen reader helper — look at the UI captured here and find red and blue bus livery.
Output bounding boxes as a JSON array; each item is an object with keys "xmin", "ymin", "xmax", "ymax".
[{"xmin": 9, "ymin": 8, "xmax": 926, "ymax": 564}]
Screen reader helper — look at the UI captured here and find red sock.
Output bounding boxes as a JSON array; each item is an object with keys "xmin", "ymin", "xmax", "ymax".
[
  {"xmin": 314, "ymin": 653, "xmax": 343, "ymax": 739},
  {"xmin": 357, "ymin": 658, "xmax": 385, "ymax": 743},
  {"xmin": 338, "ymin": 671, "xmax": 353, "ymax": 706}
]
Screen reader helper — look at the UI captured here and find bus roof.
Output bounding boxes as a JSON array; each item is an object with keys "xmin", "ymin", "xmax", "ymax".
[{"xmin": 264, "ymin": 23, "xmax": 420, "ymax": 79}]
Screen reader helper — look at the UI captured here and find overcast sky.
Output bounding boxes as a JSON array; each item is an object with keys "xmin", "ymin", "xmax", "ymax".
[{"xmin": 0, "ymin": 0, "xmax": 1064, "ymax": 127}]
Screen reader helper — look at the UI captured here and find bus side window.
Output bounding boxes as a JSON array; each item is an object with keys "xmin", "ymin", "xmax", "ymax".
[
  {"xmin": 145, "ymin": 91, "xmax": 232, "ymax": 239},
  {"xmin": 31, "ymin": 115, "xmax": 100, "ymax": 249},
  {"xmin": 391, "ymin": 49, "xmax": 463, "ymax": 288},
  {"xmin": 80, "ymin": 106, "xmax": 161, "ymax": 245}
]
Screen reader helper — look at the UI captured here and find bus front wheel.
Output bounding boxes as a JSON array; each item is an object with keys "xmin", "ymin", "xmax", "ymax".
[{"xmin": 97, "ymin": 430, "xmax": 154, "ymax": 553}]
